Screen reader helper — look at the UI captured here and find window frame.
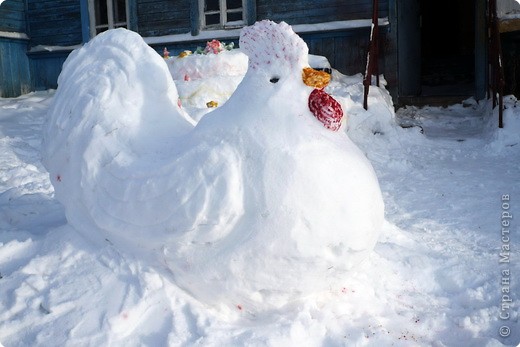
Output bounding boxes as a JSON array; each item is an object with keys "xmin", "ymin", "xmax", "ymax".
[
  {"xmin": 199, "ymin": 0, "xmax": 248, "ymax": 30},
  {"xmin": 87, "ymin": 0, "xmax": 130, "ymax": 38}
]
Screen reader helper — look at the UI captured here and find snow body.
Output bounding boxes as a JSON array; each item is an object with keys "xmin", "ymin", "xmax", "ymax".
[{"xmin": 42, "ymin": 21, "xmax": 384, "ymax": 310}]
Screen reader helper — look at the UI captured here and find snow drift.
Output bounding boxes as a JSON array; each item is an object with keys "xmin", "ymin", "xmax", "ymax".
[{"xmin": 42, "ymin": 21, "xmax": 384, "ymax": 311}]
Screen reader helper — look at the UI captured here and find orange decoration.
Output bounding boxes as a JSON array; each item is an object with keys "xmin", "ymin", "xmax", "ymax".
[
  {"xmin": 178, "ymin": 50, "xmax": 192, "ymax": 58},
  {"xmin": 302, "ymin": 67, "xmax": 331, "ymax": 89},
  {"xmin": 206, "ymin": 100, "xmax": 218, "ymax": 108}
]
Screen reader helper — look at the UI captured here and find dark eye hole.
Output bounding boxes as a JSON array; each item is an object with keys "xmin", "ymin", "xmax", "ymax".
[{"xmin": 270, "ymin": 77, "xmax": 280, "ymax": 83}]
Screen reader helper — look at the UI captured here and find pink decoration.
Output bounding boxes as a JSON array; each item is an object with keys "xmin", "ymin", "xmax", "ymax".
[
  {"xmin": 204, "ymin": 39, "xmax": 224, "ymax": 54},
  {"xmin": 308, "ymin": 89, "xmax": 344, "ymax": 131}
]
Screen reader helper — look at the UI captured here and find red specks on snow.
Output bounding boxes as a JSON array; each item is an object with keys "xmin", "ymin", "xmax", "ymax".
[
  {"xmin": 237, "ymin": 304, "xmax": 243, "ymax": 311},
  {"xmin": 308, "ymin": 89, "xmax": 344, "ymax": 131}
]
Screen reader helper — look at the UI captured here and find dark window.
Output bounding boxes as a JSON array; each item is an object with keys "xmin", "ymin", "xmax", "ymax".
[
  {"xmin": 201, "ymin": 0, "xmax": 244, "ymax": 29},
  {"xmin": 89, "ymin": 0, "xmax": 128, "ymax": 37}
]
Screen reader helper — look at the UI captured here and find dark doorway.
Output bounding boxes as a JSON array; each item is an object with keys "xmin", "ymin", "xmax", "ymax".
[
  {"xmin": 420, "ymin": 0, "xmax": 475, "ymax": 96},
  {"xmin": 397, "ymin": 0, "xmax": 483, "ymax": 104}
]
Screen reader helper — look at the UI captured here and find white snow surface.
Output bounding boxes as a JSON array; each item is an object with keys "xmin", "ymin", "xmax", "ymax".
[{"xmin": 1, "ymin": 24, "xmax": 519, "ymax": 347}]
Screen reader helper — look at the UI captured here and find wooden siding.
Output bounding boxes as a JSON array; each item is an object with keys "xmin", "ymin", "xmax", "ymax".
[
  {"xmin": 28, "ymin": 51, "xmax": 69, "ymax": 91},
  {"xmin": 0, "ymin": 0, "xmax": 26, "ymax": 33},
  {"xmin": 137, "ymin": 0, "xmax": 388, "ymax": 37},
  {"xmin": 257, "ymin": 0, "xmax": 389, "ymax": 25},
  {"xmin": 153, "ymin": 27, "xmax": 387, "ymax": 78},
  {"xmin": 26, "ymin": 0, "xmax": 83, "ymax": 47},
  {"xmin": 0, "ymin": 37, "xmax": 31, "ymax": 98},
  {"xmin": 137, "ymin": 0, "xmax": 191, "ymax": 37},
  {"xmin": 302, "ymin": 29, "xmax": 381, "ymax": 76}
]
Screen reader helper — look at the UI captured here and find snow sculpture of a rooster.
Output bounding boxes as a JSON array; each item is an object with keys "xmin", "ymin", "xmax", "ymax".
[{"xmin": 43, "ymin": 20, "xmax": 384, "ymax": 312}]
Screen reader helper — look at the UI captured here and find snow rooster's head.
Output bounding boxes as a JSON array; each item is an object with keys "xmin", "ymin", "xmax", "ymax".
[{"xmin": 239, "ymin": 20, "xmax": 344, "ymax": 131}]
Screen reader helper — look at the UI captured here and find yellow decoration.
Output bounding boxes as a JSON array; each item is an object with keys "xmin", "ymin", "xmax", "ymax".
[
  {"xmin": 206, "ymin": 101, "xmax": 218, "ymax": 108},
  {"xmin": 178, "ymin": 50, "xmax": 192, "ymax": 58},
  {"xmin": 302, "ymin": 67, "xmax": 331, "ymax": 89}
]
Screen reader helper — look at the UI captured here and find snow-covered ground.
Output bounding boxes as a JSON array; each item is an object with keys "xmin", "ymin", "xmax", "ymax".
[{"xmin": 1, "ymin": 28, "xmax": 520, "ymax": 346}]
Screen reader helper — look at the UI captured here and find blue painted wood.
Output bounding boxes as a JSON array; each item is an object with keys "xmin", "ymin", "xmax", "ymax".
[
  {"xmin": 385, "ymin": 0, "xmax": 398, "ymax": 102},
  {"xmin": 0, "ymin": 0, "xmax": 27, "ymax": 33},
  {"xmin": 0, "ymin": 37, "xmax": 31, "ymax": 98},
  {"xmin": 26, "ymin": 0, "xmax": 83, "ymax": 47},
  {"xmin": 190, "ymin": 0, "xmax": 200, "ymax": 36},
  {"xmin": 135, "ymin": 0, "xmax": 191, "ymax": 37},
  {"xmin": 301, "ymin": 27, "xmax": 388, "ymax": 76},
  {"xmin": 150, "ymin": 25, "xmax": 386, "ymax": 78},
  {"xmin": 246, "ymin": 0, "xmax": 257, "ymax": 25},
  {"xmin": 257, "ymin": 0, "xmax": 388, "ymax": 25},
  {"xmin": 475, "ymin": 0, "xmax": 487, "ymax": 100},
  {"xmin": 79, "ymin": 0, "xmax": 90, "ymax": 43},
  {"xmin": 128, "ymin": 0, "xmax": 139, "ymax": 33},
  {"xmin": 396, "ymin": 0, "xmax": 421, "ymax": 97},
  {"xmin": 28, "ymin": 50, "xmax": 70, "ymax": 91}
]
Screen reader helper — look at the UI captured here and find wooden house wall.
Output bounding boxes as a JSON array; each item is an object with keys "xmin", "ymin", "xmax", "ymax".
[
  {"xmin": 137, "ymin": 0, "xmax": 191, "ymax": 37},
  {"xmin": 257, "ymin": 0, "xmax": 388, "ymax": 25},
  {"xmin": 19, "ymin": 0, "xmax": 82, "ymax": 94},
  {"xmin": 146, "ymin": 0, "xmax": 390, "ymax": 76},
  {"xmin": 0, "ymin": 1, "xmax": 30, "ymax": 97},
  {"xmin": 302, "ymin": 29, "xmax": 386, "ymax": 77},
  {"xmin": 0, "ymin": 37, "xmax": 31, "ymax": 97},
  {"xmin": 26, "ymin": 0, "xmax": 83, "ymax": 47},
  {"xmin": 136, "ymin": 0, "xmax": 389, "ymax": 42},
  {"xmin": 28, "ymin": 51, "xmax": 70, "ymax": 91},
  {"xmin": 0, "ymin": 0, "xmax": 26, "ymax": 33},
  {"xmin": 1, "ymin": 0, "xmax": 391, "ymax": 96}
]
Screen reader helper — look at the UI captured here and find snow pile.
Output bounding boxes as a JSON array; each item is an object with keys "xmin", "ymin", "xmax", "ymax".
[
  {"xmin": 42, "ymin": 21, "xmax": 384, "ymax": 312},
  {"xmin": 166, "ymin": 48, "xmax": 248, "ymax": 116},
  {"xmin": 486, "ymin": 95, "xmax": 520, "ymax": 151},
  {"xmin": 166, "ymin": 48, "xmax": 247, "ymax": 81}
]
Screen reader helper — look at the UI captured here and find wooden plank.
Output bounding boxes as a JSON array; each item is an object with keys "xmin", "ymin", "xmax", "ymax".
[
  {"xmin": 0, "ymin": 38, "xmax": 31, "ymax": 97},
  {"xmin": 475, "ymin": 0, "xmax": 487, "ymax": 100},
  {"xmin": 0, "ymin": 0, "xmax": 25, "ymax": 11},
  {"xmin": 0, "ymin": 40, "xmax": 4, "ymax": 97},
  {"xmin": 27, "ymin": 0, "xmax": 79, "ymax": 11},
  {"xmin": 499, "ymin": 18, "xmax": 520, "ymax": 33},
  {"xmin": 140, "ymin": 27, "xmax": 192, "ymax": 37},
  {"xmin": 28, "ymin": 52, "xmax": 69, "ymax": 90},
  {"xmin": 257, "ymin": 0, "xmax": 388, "ymax": 13},
  {"xmin": 28, "ymin": 10, "xmax": 82, "ymax": 24},
  {"xmin": 258, "ymin": 0, "xmax": 377, "ymax": 8},
  {"xmin": 137, "ymin": 11, "xmax": 191, "ymax": 23},
  {"xmin": 0, "ymin": 0, "xmax": 26, "ymax": 33},
  {"xmin": 26, "ymin": 0, "xmax": 82, "ymax": 47},
  {"xmin": 257, "ymin": 7, "xmax": 388, "ymax": 25},
  {"xmin": 138, "ymin": 1, "xmax": 189, "ymax": 13},
  {"xmin": 332, "ymin": 36, "xmax": 349, "ymax": 73},
  {"xmin": 256, "ymin": 0, "xmax": 389, "ymax": 22},
  {"xmin": 246, "ymin": 0, "xmax": 257, "ymax": 25},
  {"xmin": 29, "ymin": 32, "xmax": 83, "ymax": 46},
  {"xmin": 190, "ymin": 0, "xmax": 200, "ymax": 35},
  {"xmin": 128, "ymin": 0, "xmax": 138, "ymax": 32},
  {"xmin": 80, "ymin": 0, "xmax": 90, "ymax": 42},
  {"xmin": 397, "ymin": 0, "xmax": 421, "ymax": 97},
  {"xmin": 298, "ymin": 29, "xmax": 386, "ymax": 76}
]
